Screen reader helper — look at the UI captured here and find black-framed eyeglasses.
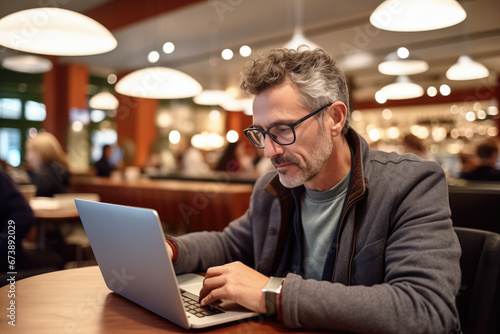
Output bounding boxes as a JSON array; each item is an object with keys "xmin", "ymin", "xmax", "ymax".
[{"xmin": 243, "ymin": 103, "xmax": 332, "ymax": 149}]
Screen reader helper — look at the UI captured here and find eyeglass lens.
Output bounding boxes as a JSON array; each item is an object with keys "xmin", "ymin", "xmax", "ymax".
[{"xmin": 247, "ymin": 124, "xmax": 295, "ymax": 148}]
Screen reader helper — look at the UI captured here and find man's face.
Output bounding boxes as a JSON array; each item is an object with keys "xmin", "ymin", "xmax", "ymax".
[{"xmin": 252, "ymin": 82, "xmax": 333, "ymax": 188}]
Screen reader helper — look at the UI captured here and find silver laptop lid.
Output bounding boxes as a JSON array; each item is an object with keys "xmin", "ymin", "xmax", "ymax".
[{"xmin": 74, "ymin": 199, "xmax": 190, "ymax": 329}]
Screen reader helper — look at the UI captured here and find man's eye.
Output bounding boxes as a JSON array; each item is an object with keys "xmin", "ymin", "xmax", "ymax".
[{"xmin": 274, "ymin": 125, "xmax": 291, "ymax": 133}]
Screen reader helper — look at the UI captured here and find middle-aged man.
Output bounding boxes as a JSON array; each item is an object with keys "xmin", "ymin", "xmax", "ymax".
[{"xmin": 166, "ymin": 47, "xmax": 461, "ymax": 333}]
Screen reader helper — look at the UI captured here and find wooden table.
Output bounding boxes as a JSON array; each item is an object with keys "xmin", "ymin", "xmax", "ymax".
[
  {"xmin": 0, "ymin": 266, "xmax": 315, "ymax": 333},
  {"xmin": 31, "ymin": 204, "xmax": 81, "ymax": 251}
]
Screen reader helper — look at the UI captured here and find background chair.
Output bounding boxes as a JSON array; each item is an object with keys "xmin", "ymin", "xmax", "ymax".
[
  {"xmin": 454, "ymin": 227, "xmax": 500, "ymax": 334},
  {"xmin": 448, "ymin": 182, "xmax": 500, "ymax": 234}
]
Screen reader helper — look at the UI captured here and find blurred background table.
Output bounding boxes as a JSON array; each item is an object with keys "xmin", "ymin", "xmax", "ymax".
[{"xmin": 30, "ymin": 194, "xmax": 98, "ymax": 251}]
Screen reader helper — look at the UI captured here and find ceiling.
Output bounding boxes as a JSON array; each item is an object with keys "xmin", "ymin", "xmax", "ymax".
[{"xmin": 1, "ymin": 0, "xmax": 499, "ymax": 105}]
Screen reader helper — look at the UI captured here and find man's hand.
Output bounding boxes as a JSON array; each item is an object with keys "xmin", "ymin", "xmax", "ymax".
[
  {"xmin": 166, "ymin": 242, "xmax": 173, "ymax": 260},
  {"xmin": 198, "ymin": 261, "xmax": 269, "ymax": 313}
]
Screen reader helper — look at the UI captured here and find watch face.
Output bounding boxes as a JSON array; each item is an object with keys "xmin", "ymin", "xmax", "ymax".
[{"xmin": 264, "ymin": 277, "xmax": 284, "ymax": 292}]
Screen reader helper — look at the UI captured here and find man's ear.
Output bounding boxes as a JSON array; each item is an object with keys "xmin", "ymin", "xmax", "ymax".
[{"xmin": 327, "ymin": 102, "xmax": 347, "ymax": 137}]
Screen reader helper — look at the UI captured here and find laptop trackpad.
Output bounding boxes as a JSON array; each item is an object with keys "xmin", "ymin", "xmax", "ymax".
[
  {"xmin": 177, "ymin": 273, "xmax": 204, "ymax": 296},
  {"xmin": 216, "ymin": 299, "xmax": 253, "ymax": 312}
]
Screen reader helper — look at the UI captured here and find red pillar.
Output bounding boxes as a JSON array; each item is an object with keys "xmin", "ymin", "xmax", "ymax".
[
  {"xmin": 42, "ymin": 63, "xmax": 88, "ymax": 148},
  {"xmin": 225, "ymin": 110, "xmax": 252, "ymax": 139},
  {"xmin": 115, "ymin": 94, "xmax": 158, "ymax": 168}
]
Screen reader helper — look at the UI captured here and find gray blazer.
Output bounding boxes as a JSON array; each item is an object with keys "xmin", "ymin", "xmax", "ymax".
[{"xmin": 172, "ymin": 128, "xmax": 461, "ymax": 333}]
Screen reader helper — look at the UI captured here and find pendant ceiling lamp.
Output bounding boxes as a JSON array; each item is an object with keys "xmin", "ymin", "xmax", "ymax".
[
  {"xmin": 193, "ymin": 90, "xmax": 231, "ymax": 106},
  {"xmin": 380, "ymin": 75, "xmax": 424, "ymax": 100},
  {"xmin": 89, "ymin": 91, "xmax": 119, "ymax": 110},
  {"xmin": 370, "ymin": 0, "xmax": 466, "ymax": 32},
  {"xmin": 221, "ymin": 98, "xmax": 253, "ymax": 115},
  {"xmin": 1, "ymin": 55, "xmax": 52, "ymax": 73},
  {"xmin": 283, "ymin": 0, "xmax": 321, "ymax": 50},
  {"xmin": 446, "ymin": 55, "xmax": 489, "ymax": 80},
  {"xmin": 115, "ymin": 67, "xmax": 202, "ymax": 99},
  {"xmin": 0, "ymin": 8, "xmax": 117, "ymax": 56},
  {"xmin": 378, "ymin": 49, "xmax": 429, "ymax": 75}
]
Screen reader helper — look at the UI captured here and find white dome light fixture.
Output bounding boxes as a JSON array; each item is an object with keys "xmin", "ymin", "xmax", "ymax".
[
  {"xmin": 380, "ymin": 75, "xmax": 424, "ymax": 100},
  {"xmin": 89, "ymin": 91, "xmax": 119, "ymax": 110},
  {"xmin": 370, "ymin": 0, "xmax": 466, "ymax": 32},
  {"xmin": 1, "ymin": 55, "xmax": 52, "ymax": 73},
  {"xmin": 446, "ymin": 55, "xmax": 489, "ymax": 80},
  {"xmin": 115, "ymin": 67, "xmax": 202, "ymax": 99},
  {"xmin": 221, "ymin": 98, "xmax": 253, "ymax": 115},
  {"xmin": 378, "ymin": 49, "xmax": 429, "ymax": 76},
  {"xmin": 283, "ymin": 0, "xmax": 321, "ymax": 51},
  {"xmin": 0, "ymin": 8, "xmax": 117, "ymax": 56},
  {"xmin": 193, "ymin": 90, "xmax": 231, "ymax": 106}
]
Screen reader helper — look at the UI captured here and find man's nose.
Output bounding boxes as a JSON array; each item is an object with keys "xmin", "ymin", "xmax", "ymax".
[{"xmin": 264, "ymin": 135, "xmax": 284, "ymax": 158}]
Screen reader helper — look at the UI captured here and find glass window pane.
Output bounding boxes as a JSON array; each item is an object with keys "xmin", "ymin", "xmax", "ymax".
[
  {"xmin": 0, "ymin": 98, "xmax": 22, "ymax": 119},
  {"xmin": 25, "ymin": 100, "xmax": 47, "ymax": 121},
  {"xmin": 0, "ymin": 128, "xmax": 21, "ymax": 167}
]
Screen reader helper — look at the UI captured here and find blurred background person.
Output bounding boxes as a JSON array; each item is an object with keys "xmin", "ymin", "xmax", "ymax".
[
  {"xmin": 144, "ymin": 138, "xmax": 177, "ymax": 176},
  {"xmin": 215, "ymin": 142, "xmax": 242, "ymax": 172},
  {"xmin": 178, "ymin": 135, "xmax": 209, "ymax": 175},
  {"xmin": 457, "ymin": 145, "xmax": 479, "ymax": 175},
  {"xmin": 402, "ymin": 133, "xmax": 434, "ymax": 160},
  {"xmin": 25, "ymin": 132, "xmax": 70, "ymax": 197},
  {"xmin": 94, "ymin": 144, "xmax": 115, "ymax": 177},
  {"xmin": 214, "ymin": 141, "xmax": 254, "ymax": 173},
  {"xmin": 460, "ymin": 138, "xmax": 500, "ymax": 181},
  {"xmin": 0, "ymin": 168, "xmax": 64, "ymax": 285}
]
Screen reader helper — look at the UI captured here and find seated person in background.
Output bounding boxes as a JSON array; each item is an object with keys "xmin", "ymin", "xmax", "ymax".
[
  {"xmin": 460, "ymin": 138, "xmax": 500, "ymax": 181},
  {"xmin": 25, "ymin": 132, "xmax": 70, "ymax": 197},
  {"xmin": 458, "ymin": 146, "xmax": 479, "ymax": 175},
  {"xmin": 164, "ymin": 48, "xmax": 461, "ymax": 333},
  {"xmin": 214, "ymin": 141, "xmax": 254, "ymax": 173},
  {"xmin": 0, "ymin": 168, "xmax": 64, "ymax": 285},
  {"xmin": 178, "ymin": 136, "xmax": 210, "ymax": 175},
  {"xmin": 402, "ymin": 133, "xmax": 434, "ymax": 160},
  {"xmin": 94, "ymin": 144, "xmax": 115, "ymax": 177}
]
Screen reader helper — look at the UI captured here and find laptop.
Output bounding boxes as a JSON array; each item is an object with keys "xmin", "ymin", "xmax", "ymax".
[{"xmin": 74, "ymin": 199, "xmax": 258, "ymax": 329}]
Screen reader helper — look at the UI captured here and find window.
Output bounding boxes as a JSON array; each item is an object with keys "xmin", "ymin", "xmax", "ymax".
[
  {"xmin": 0, "ymin": 128, "xmax": 22, "ymax": 167},
  {"xmin": 25, "ymin": 100, "xmax": 47, "ymax": 121},
  {"xmin": 0, "ymin": 98, "xmax": 22, "ymax": 119},
  {"xmin": 0, "ymin": 98, "xmax": 45, "ymax": 167}
]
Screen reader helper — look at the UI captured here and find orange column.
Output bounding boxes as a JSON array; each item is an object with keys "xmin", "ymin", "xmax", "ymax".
[
  {"xmin": 497, "ymin": 74, "xmax": 500, "ymax": 139},
  {"xmin": 42, "ymin": 63, "xmax": 88, "ymax": 148},
  {"xmin": 115, "ymin": 94, "xmax": 158, "ymax": 168},
  {"xmin": 225, "ymin": 111, "xmax": 252, "ymax": 138}
]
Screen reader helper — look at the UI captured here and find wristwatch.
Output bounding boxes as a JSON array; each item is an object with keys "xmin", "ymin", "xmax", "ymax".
[{"xmin": 262, "ymin": 277, "xmax": 285, "ymax": 316}]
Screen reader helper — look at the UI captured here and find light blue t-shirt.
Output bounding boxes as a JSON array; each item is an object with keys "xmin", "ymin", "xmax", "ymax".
[{"xmin": 300, "ymin": 170, "xmax": 351, "ymax": 280}]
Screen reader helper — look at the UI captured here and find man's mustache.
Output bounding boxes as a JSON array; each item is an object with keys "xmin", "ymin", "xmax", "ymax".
[{"xmin": 272, "ymin": 155, "xmax": 300, "ymax": 167}]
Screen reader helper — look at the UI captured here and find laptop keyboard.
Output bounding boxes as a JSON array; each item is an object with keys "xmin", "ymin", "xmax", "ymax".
[{"xmin": 181, "ymin": 290, "xmax": 224, "ymax": 318}]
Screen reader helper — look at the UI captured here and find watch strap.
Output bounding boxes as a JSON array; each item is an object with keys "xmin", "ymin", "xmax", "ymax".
[{"xmin": 262, "ymin": 277, "xmax": 284, "ymax": 315}]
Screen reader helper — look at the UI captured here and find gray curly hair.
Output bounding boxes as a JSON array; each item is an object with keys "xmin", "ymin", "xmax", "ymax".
[{"xmin": 240, "ymin": 47, "xmax": 350, "ymax": 135}]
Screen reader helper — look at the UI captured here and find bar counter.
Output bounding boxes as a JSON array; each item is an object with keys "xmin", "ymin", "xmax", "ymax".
[{"xmin": 70, "ymin": 174, "xmax": 254, "ymax": 233}]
